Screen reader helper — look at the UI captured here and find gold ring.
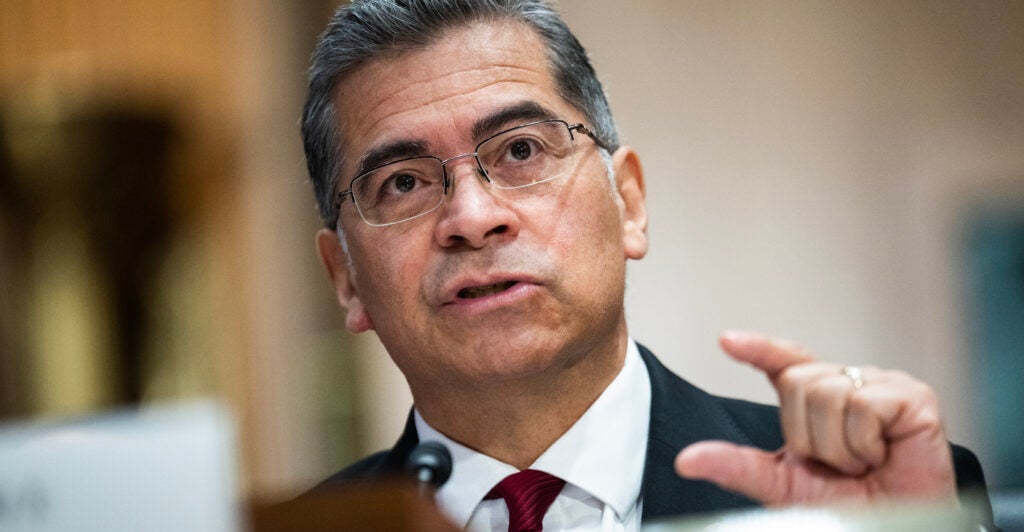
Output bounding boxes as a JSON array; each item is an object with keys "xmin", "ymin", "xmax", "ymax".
[{"xmin": 841, "ymin": 366, "xmax": 865, "ymax": 390}]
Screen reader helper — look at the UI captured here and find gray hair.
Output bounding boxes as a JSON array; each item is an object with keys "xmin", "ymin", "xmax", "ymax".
[{"xmin": 301, "ymin": 0, "xmax": 619, "ymax": 228}]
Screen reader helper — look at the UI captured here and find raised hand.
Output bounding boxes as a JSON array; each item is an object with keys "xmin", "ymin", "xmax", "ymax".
[{"xmin": 674, "ymin": 331, "xmax": 957, "ymax": 506}]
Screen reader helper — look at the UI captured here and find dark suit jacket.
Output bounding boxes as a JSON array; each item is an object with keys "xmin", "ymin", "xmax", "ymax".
[{"xmin": 318, "ymin": 344, "xmax": 995, "ymax": 526}]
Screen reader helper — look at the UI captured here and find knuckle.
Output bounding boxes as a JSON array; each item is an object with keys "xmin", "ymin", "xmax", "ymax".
[
  {"xmin": 781, "ymin": 363, "xmax": 820, "ymax": 383},
  {"xmin": 803, "ymin": 384, "xmax": 827, "ymax": 408},
  {"xmin": 847, "ymin": 389, "xmax": 873, "ymax": 413},
  {"xmin": 805, "ymin": 378, "xmax": 844, "ymax": 406},
  {"xmin": 914, "ymin": 406, "xmax": 944, "ymax": 430},
  {"xmin": 775, "ymin": 367, "xmax": 801, "ymax": 390},
  {"xmin": 919, "ymin": 384, "xmax": 941, "ymax": 406}
]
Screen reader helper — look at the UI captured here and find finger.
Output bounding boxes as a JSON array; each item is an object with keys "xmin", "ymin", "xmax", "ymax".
[
  {"xmin": 871, "ymin": 370, "xmax": 943, "ymax": 441},
  {"xmin": 843, "ymin": 385, "xmax": 887, "ymax": 468},
  {"xmin": 675, "ymin": 440, "xmax": 789, "ymax": 505},
  {"xmin": 843, "ymin": 369, "xmax": 942, "ymax": 443},
  {"xmin": 805, "ymin": 375, "xmax": 870, "ymax": 475},
  {"xmin": 774, "ymin": 363, "xmax": 818, "ymax": 458},
  {"xmin": 719, "ymin": 330, "xmax": 815, "ymax": 380},
  {"xmin": 774, "ymin": 361, "xmax": 841, "ymax": 458}
]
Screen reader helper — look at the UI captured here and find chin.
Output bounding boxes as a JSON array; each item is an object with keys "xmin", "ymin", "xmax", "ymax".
[{"xmin": 455, "ymin": 333, "xmax": 584, "ymax": 382}]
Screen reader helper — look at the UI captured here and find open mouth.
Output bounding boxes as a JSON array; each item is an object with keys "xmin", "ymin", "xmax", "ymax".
[{"xmin": 457, "ymin": 281, "xmax": 518, "ymax": 299}]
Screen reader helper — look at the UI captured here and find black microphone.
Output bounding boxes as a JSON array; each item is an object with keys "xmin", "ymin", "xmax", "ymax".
[{"xmin": 406, "ymin": 441, "xmax": 453, "ymax": 495}]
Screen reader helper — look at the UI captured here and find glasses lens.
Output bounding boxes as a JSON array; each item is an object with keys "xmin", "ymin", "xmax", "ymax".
[
  {"xmin": 351, "ymin": 157, "xmax": 444, "ymax": 225},
  {"xmin": 477, "ymin": 121, "xmax": 576, "ymax": 189}
]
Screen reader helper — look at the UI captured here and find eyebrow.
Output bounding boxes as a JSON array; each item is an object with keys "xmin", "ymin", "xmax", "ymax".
[
  {"xmin": 351, "ymin": 101, "xmax": 559, "ymax": 181},
  {"xmin": 471, "ymin": 101, "xmax": 559, "ymax": 142},
  {"xmin": 353, "ymin": 139, "xmax": 429, "ymax": 180}
]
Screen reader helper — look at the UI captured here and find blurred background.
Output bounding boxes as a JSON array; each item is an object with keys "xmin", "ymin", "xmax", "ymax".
[{"xmin": 0, "ymin": 0, "xmax": 1021, "ymax": 501}]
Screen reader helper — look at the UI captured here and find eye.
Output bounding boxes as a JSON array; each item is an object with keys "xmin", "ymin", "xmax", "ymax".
[
  {"xmin": 508, "ymin": 139, "xmax": 534, "ymax": 161},
  {"xmin": 500, "ymin": 137, "xmax": 543, "ymax": 164},
  {"xmin": 375, "ymin": 167, "xmax": 436, "ymax": 199},
  {"xmin": 387, "ymin": 173, "xmax": 418, "ymax": 194}
]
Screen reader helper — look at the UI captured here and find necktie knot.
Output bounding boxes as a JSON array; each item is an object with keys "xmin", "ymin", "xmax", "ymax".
[{"xmin": 485, "ymin": 469, "xmax": 565, "ymax": 532}]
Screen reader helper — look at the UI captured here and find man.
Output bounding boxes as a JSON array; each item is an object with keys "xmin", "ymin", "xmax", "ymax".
[{"xmin": 301, "ymin": 0, "xmax": 993, "ymax": 529}]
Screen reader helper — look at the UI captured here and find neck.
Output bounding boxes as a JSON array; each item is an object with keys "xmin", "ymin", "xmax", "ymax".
[{"xmin": 411, "ymin": 328, "xmax": 629, "ymax": 470}]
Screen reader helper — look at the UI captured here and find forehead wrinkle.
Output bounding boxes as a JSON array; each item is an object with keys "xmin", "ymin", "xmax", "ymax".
[
  {"xmin": 372, "ymin": 80, "xmax": 548, "ymax": 144},
  {"xmin": 347, "ymin": 62, "xmax": 545, "ymax": 142},
  {"xmin": 385, "ymin": 63, "xmax": 541, "ymax": 110}
]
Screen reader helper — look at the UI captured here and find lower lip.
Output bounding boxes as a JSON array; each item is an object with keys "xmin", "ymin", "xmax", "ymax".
[{"xmin": 445, "ymin": 282, "xmax": 540, "ymax": 314}]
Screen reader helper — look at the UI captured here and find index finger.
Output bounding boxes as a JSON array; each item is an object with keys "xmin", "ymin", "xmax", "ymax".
[{"xmin": 719, "ymin": 330, "xmax": 816, "ymax": 380}]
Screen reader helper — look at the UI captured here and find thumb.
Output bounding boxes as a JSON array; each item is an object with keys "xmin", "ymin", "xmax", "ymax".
[{"xmin": 675, "ymin": 440, "xmax": 788, "ymax": 505}]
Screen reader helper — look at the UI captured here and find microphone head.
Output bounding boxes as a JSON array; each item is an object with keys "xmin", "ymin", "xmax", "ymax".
[{"xmin": 406, "ymin": 441, "xmax": 453, "ymax": 488}]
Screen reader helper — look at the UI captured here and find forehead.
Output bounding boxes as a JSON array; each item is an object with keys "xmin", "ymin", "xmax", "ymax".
[{"xmin": 333, "ymin": 20, "xmax": 578, "ymax": 167}]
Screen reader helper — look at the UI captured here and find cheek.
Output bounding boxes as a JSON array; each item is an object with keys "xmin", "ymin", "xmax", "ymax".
[
  {"xmin": 350, "ymin": 234, "xmax": 428, "ymax": 309},
  {"xmin": 558, "ymin": 179, "xmax": 622, "ymax": 243},
  {"xmin": 537, "ymin": 184, "xmax": 625, "ymax": 278}
]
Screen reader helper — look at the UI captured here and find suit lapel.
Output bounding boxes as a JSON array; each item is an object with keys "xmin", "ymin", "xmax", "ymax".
[{"xmin": 637, "ymin": 344, "xmax": 759, "ymax": 521}]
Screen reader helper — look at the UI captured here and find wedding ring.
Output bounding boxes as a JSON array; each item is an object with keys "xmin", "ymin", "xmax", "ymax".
[{"xmin": 841, "ymin": 366, "xmax": 865, "ymax": 390}]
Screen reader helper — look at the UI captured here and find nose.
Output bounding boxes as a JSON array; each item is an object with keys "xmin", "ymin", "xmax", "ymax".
[{"xmin": 433, "ymin": 157, "xmax": 520, "ymax": 249}]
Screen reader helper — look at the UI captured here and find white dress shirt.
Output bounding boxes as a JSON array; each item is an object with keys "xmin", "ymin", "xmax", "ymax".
[{"xmin": 415, "ymin": 340, "xmax": 652, "ymax": 531}]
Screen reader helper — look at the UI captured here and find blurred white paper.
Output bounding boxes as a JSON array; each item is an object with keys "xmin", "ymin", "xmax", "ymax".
[
  {"xmin": 0, "ymin": 401, "xmax": 240, "ymax": 532},
  {"xmin": 642, "ymin": 500, "xmax": 983, "ymax": 532}
]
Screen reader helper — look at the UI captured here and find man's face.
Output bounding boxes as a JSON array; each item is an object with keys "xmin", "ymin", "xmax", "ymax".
[{"xmin": 318, "ymin": 20, "xmax": 647, "ymax": 393}]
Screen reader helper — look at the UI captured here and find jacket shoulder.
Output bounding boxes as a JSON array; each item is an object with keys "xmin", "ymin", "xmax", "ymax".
[
  {"xmin": 311, "ymin": 412, "xmax": 420, "ymax": 493},
  {"xmin": 317, "ymin": 450, "xmax": 397, "ymax": 489}
]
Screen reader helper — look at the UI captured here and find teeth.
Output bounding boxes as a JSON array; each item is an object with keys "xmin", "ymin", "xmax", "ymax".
[{"xmin": 458, "ymin": 281, "xmax": 516, "ymax": 299}]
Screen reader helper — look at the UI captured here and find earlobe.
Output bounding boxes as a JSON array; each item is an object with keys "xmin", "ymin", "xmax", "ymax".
[
  {"xmin": 612, "ymin": 147, "xmax": 649, "ymax": 260},
  {"xmin": 315, "ymin": 228, "xmax": 375, "ymax": 333}
]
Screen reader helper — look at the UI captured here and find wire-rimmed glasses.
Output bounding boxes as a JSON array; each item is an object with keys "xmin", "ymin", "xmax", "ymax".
[{"xmin": 336, "ymin": 119, "xmax": 607, "ymax": 227}]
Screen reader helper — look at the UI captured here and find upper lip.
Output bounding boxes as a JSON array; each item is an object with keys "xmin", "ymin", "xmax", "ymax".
[{"xmin": 440, "ymin": 272, "xmax": 539, "ymax": 304}]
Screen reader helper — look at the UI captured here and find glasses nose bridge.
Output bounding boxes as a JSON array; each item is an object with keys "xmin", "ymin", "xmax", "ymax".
[{"xmin": 440, "ymin": 151, "xmax": 489, "ymax": 193}]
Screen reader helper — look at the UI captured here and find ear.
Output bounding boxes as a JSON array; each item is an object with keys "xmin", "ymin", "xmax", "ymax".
[
  {"xmin": 316, "ymin": 228, "xmax": 375, "ymax": 333},
  {"xmin": 612, "ymin": 146, "xmax": 649, "ymax": 260}
]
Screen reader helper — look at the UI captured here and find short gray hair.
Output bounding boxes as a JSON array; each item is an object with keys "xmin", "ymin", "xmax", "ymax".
[{"xmin": 301, "ymin": 0, "xmax": 619, "ymax": 228}]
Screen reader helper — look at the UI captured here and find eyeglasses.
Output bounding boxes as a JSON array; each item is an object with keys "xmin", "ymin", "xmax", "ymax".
[{"xmin": 336, "ymin": 119, "xmax": 607, "ymax": 227}]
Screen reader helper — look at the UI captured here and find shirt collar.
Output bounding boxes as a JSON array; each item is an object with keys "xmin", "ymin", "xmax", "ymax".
[{"xmin": 415, "ymin": 339, "xmax": 651, "ymax": 528}]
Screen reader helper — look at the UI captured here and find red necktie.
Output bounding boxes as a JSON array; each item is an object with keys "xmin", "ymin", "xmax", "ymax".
[{"xmin": 484, "ymin": 469, "xmax": 566, "ymax": 532}]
